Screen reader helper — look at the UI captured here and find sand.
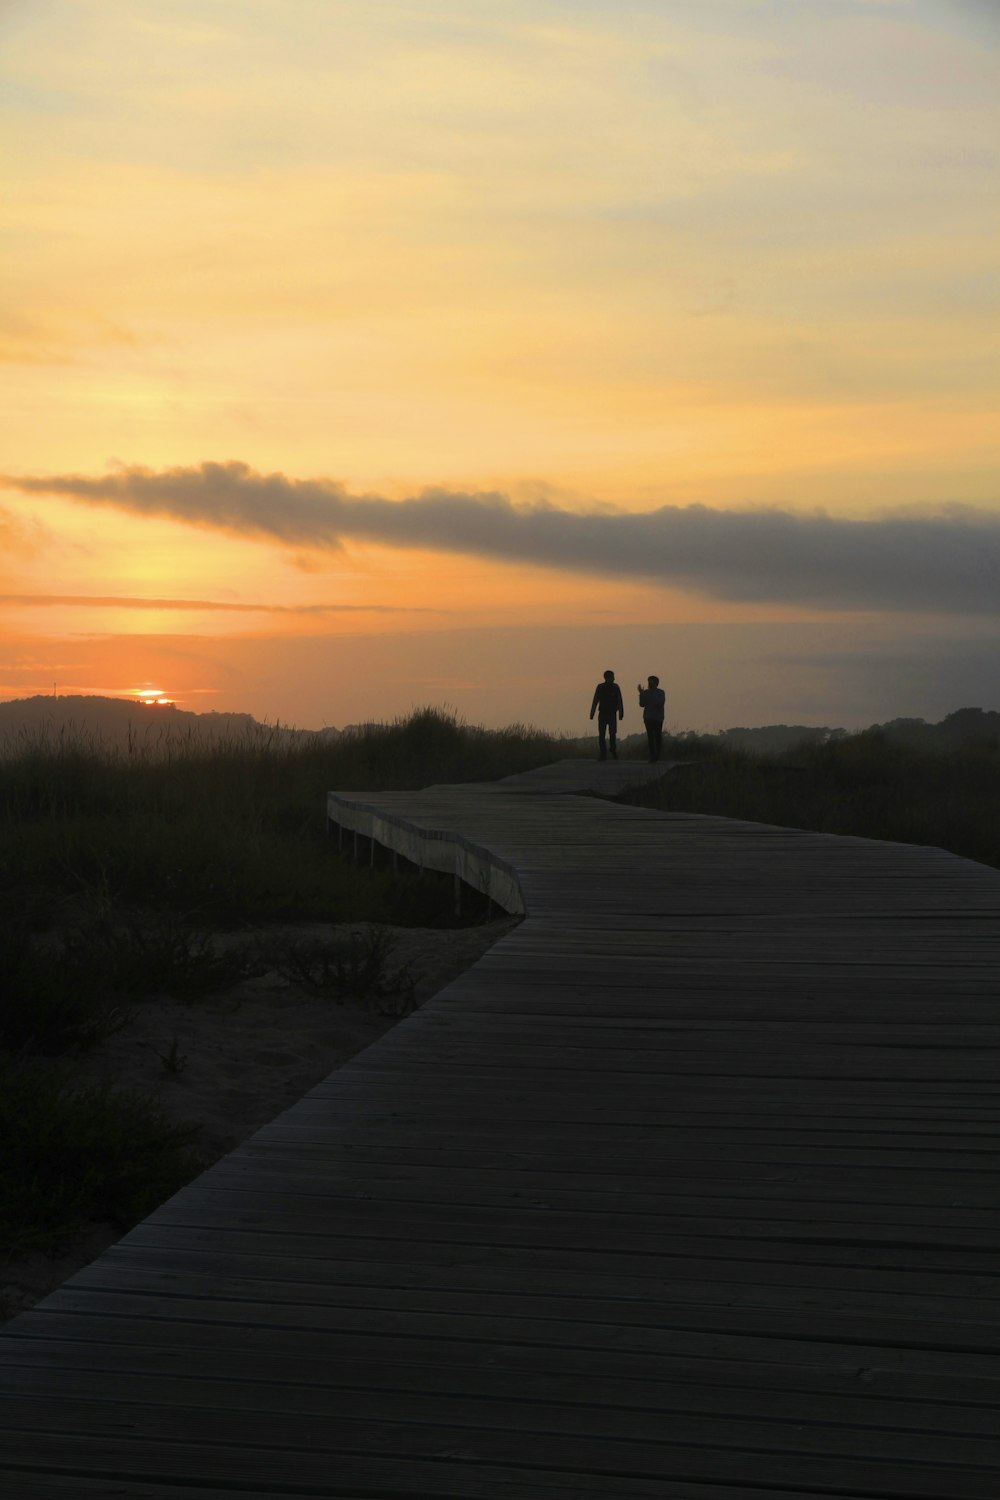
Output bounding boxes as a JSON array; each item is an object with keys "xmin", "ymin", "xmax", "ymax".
[{"xmin": 1, "ymin": 917, "xmax": 517, "ymax": 1323}]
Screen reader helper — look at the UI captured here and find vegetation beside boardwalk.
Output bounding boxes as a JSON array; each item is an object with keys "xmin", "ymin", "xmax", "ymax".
[
  {"xmin": 620, "ymin": 719, "xmax": 1000, "ymax": 873},
  {"xmin": 1, "ymin": 707, "xmax": 562, "ymax": 929},
  {"xmin": 4, "ymin": 700, "xmax": 997, "ymax": 1283},
  {"xmin": 0, "ymin": 708, "xmax": 562, "ymax": 1273}
]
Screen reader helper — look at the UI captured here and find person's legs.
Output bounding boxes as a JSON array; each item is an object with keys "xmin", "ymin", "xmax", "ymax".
[
  {"xmin": 598, "ymin": 712, "xmax": 610, "ymax": 759},
  {"xmin": 650, "ymin": 721, "xmax": 663, "ymax": 762},
  {"xmin": 607, "ymin": 715, "xmax": 618, "ymax": 758},
  {"xmin": 644, "ymin": 719, "xmax": 656, "ymax": 761}
]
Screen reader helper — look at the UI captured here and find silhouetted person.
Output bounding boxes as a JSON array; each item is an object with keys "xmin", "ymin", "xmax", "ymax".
[
  {"xmin": 638, "ymin": 674, "xmax": 666, "ymax": 762},
  {"xmin": 590, "ymin": 669, "xmax": 624, "ymax": 760}
]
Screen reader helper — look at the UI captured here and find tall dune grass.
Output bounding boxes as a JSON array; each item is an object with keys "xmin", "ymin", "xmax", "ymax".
[
  {"xmin": 620, "ymin": 729, "xmax": 1000, "ymax": 871},
  {"xmin": 0, "ymin": 707, "xmax": 562, "ymax": 926}
]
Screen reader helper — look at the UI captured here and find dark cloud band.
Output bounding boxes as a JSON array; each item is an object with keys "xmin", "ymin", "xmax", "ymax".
[{"xmin": 3, "ymin": 460, "xmax": 998, "ymax": 615}]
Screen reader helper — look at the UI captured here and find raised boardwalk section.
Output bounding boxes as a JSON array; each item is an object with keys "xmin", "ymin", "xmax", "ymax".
[{"xmin": 2, "ymin": 758, "xmax": 1000, "ymax": 1497}]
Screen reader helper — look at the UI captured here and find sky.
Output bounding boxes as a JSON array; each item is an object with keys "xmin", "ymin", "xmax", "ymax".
[{"xmin": 1, "ymin": 0, "xmax": 997, "ymax": 732}]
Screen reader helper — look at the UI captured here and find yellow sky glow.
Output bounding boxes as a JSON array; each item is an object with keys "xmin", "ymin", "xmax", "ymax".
[{"xmin": 1, "ymin": 0, "xmax": 997, "ymax": 728}]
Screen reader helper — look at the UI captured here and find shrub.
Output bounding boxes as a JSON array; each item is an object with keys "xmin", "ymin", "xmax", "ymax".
[
  {"xmin": 0, "ymin": 1060, "xmax": 203, "ymax": 1258},
  {"xmin": 260, "ymin": 926, "xmax": 418, "ymax": 1015},
  {"xmin": 0, "ymin": 923, "xmax": 130, "ymax": 1056}
]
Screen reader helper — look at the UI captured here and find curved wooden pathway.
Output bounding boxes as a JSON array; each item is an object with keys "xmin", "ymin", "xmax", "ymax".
[{"xmin": 2, "ymin": 758, "xmax": 1000, "ymax": 1498}]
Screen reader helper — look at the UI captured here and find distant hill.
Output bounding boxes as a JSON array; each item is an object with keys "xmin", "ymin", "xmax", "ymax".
[
  {"xmin": 869, "ymin": 708, "xmax": 1000, "ymax": 751},
  {"xmin": 711, "ymin": 724, "xmax": 846, "ymax": 754},
  {"xmin": 694, "ymin": 709, "xmax": 1000, "ymax": 756},
  {"xmin": 0, "ymin": 695, "xmax": 341, "ymax": 755}
]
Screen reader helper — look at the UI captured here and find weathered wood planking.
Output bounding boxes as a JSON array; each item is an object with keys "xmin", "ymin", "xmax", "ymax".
[{"xmin": 2, "ymin": 756, "xmax": 1000, "ymax": 1498}]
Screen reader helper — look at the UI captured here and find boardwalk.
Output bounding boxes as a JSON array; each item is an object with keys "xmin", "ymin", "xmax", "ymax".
[{"xmin": 2, "ymin": 758, "xmax": 1000, "ymax": 1498}]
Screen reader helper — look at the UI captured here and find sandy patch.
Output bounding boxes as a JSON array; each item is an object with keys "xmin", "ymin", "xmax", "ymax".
[{"xmin": 1, "ymin": 917, "xmax": 517, "ymax": 1323}]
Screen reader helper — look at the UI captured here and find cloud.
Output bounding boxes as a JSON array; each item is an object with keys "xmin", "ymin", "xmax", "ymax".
[
  {"xmin": 3, "ymin": 460, "xmax": 999, "ymax": 615},
  {"xmin": 0, "ymin": 592, "xmax": 440, "ymax": 615}
]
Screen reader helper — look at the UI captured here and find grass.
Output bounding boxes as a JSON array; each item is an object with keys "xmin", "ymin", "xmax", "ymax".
[
  {"xmin": 0, "ymin": 1060, "xmax": 203, "ymax": 1261},
  {"xmin": 0, "ymin": 707, "xmax": 561, "ymax": 927},
  {"xmin": 620, "ymin": 729, "xmax": 1000, "ymax": 871},
  {"xmin": 0, "ymin": 708, "xmax": 560, "ymax": 1276}
]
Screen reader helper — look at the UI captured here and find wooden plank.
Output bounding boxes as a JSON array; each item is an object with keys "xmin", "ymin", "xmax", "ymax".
[
  {"xmin": 59, "ymin": 1256, "xmax": 1000, "ymax": 1333},
  {"xmin": 14, "ymin": 1306, "xmax": 1000, "ymax": 1391},
  {"xmin": 9, "ymin": 1330, "xmax": 1000, "ymax": 1436},
  {"xmin": 118, "ymin": 1220, "xmax": 1000, "ymax": 1281},
  {"xmin": 30, "ymin": 1282, "xmax": 1000, "ymax": 1356},
  {"xmin": 2, "ymin": 1396, "xmax": 999, "ymax": 1499},
  {"xmin": 147, "ymin": 1178, "xmax": 1000, "ymax": 1233},
  {"xmin": 62, "ymin": 1238, "xmax": 1000, "ymax": 1307},
  {"xmin": 4, "ymin": 1368, "xmax": 1000, "ymax": 1469},
  {"xmin": 0, "ymin": 1449, "xmax": 904, "ymax": 1500}
]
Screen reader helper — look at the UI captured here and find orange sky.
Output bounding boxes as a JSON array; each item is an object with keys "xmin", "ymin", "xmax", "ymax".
[{"xmin": 2, "ymin": 0, "xmax": 997, "ymax": 729}]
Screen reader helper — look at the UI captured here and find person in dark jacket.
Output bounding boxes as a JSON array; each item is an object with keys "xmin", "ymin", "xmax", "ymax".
[
  {"xmin": 638, "ymin": 674, "xmax": 666, "ymax": 762},
  {"xmin": 589, "ymin": 670, "xmax": 624, "ymax": 760}
]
